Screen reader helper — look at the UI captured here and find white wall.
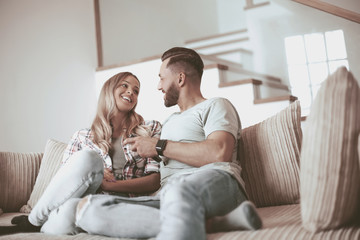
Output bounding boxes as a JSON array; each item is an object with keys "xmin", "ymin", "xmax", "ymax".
[
  {"xmin": 100, "ymin": 0, "xmax": 219, "ymax": 66},
  {"xmin": 0, "ymin": 0, "xmax": 98, "ymax": 152},
  {"xmin": 216, "ymin": 0, "xmax": 247, "ymax": 33}
]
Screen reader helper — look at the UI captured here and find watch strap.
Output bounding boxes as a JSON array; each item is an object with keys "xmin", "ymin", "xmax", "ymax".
[{"xmin": 156, "ymin": 139, "xmax": 168, "ymax": 156}]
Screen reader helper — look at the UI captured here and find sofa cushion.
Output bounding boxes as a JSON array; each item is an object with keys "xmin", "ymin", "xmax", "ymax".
[
  {"xmin": 0, "ymin": 152, "xmax": 43, "ymax": 212},
  {"xmin": 20, "ymin": 139, "xmax": 67, "ymax": 213},
  {"xmin": 300, "ymin": 67, "xmax": 360, "ymax": 232},
  {"xmin": 239, "ymin": 101, "xmax": 302, "ymax": 207}
]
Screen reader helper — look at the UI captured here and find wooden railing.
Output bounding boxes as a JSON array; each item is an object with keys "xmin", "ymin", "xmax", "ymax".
[{"xmin": 292, "ymin": 0, "xmax": 360, "ymax": 24}]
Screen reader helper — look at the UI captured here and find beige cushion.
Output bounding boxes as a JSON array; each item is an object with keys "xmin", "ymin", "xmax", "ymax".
[
  {"xmin": 300, "ymin": 67, "xmax": 360, "ymax": 232},
  {"xmin": 20, "ymin": 139, "xmax": 67, "ymax": 213},
  {"xmin": 239, "ymin": 101, "xmax": 302, "ymax": 207},
  {"xmin": 0, "ymin": 152, "xmax": 43, "ymax": 212}
]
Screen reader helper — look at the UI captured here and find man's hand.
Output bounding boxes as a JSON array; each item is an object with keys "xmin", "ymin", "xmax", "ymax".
[{"xmin": 123, "ymin": 137, "xmax": 158, "ymax": 158}]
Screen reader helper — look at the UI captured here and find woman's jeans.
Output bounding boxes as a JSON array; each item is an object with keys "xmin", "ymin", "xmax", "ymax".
[
  {"xmin": 76, "ymin": 169, "xmax": 246, "ymax": 240},
  {"xmin": 28, "ymin": 149, "xmax": 104, "ymax": 234}
]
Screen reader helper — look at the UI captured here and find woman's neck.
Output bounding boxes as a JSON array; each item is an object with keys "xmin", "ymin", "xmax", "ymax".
[{"xmin": 112, "ymin": 113, "xmax": 127, "ymax": 138}]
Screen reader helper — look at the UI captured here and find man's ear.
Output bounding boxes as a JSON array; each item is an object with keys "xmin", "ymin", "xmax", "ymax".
[{"xmin": 178, "ymin": 72, "xmax": 185, "ymax": 87}]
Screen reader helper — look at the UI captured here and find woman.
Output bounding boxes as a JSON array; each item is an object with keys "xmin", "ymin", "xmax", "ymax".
[{"xmin": 9, "ymin": 72, "xmax": 162, "ymax": 234}]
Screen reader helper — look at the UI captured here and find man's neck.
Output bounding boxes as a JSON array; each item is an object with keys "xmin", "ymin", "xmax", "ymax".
[{"xmin": 178, "ymin": 95, "xmax": 206, "ymax": 112}]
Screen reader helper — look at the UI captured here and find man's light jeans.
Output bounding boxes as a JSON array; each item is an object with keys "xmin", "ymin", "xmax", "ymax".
[
  {"xmin": 76, "ymin": 169, "xmax": 246, "ymax": 240},
  {"xmin": 28, "ymin": 149, "xmax": 104, "ymax": 233}
]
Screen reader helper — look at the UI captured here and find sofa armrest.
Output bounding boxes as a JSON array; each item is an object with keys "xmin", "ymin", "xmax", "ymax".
[{"xmin": 0, "ymin": 152, "xmax": 43, "ymax": 212}]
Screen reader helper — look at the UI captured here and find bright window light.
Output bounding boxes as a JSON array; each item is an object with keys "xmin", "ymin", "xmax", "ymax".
[
  {"xmin": 308, "ymin": 62, "xmax": 328, "ymax": 85},
  {"xmin": 287, "ymin": 65, "xmax": 310, "ymax": 88},
  {"xmin": 284, "ymin": 29, "xmax": 348, "ymax": 116},
  {"xmin": 325, "ymin": 30, "xmax": 347, "ymax": 60},
  {"xmin": 284, "ymin": 36, "xmax": 307, "ymax": 65},
  {"xmin": 304, "ymin": 33, "xmax": 327, "ymax": 63}
]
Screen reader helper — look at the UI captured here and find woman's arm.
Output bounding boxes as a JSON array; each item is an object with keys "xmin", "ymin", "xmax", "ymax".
[{"xmin": 101, "ymin": 173, "xmax": 161, "ymax": 194}]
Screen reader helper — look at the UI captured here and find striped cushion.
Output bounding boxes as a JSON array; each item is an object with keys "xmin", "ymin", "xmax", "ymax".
[
  {"xmin": 0, "ymin": 152, "xmax": 43, "ymax": 212},
  {"xmin": 20, "ymin": 139, "xmax": 67, "ymax": 213},
  {"xmin": 300, "ymin": 67, "xmax": 360, "ymax": 232},
  {"xmin": 239, "ymin": 101, "xmax": 302, "ymax": 207},
  {"xmin": 358, "ymin": 134, "xmax": 360, "ymax": 170}
]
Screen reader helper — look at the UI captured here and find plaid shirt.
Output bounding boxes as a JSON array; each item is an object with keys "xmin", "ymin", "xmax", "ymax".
[{"xmin": 62, "ymin": 120, "xmax": 162, "ymax": 180}]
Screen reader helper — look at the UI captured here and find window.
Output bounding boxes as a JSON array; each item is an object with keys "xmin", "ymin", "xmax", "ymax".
[{"xmin": 284, "ymin": 30, "xmax": 348, "ymax": 115}]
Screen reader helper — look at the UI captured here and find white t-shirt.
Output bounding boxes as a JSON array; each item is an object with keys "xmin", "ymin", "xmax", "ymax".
[{"xmin": 160, "ymin": 97, "xmax": 245, "ymax": 189}]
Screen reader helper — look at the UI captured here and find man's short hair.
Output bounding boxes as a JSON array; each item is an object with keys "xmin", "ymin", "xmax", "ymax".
[{"xmin": 161, "ymin": 47, "xmax": 204, "ymax": 79}]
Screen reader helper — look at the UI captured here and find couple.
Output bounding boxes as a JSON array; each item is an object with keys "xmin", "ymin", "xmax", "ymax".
[{"xmin": 6, "ymin": 47, "xmax": 262, "ymax": 239}]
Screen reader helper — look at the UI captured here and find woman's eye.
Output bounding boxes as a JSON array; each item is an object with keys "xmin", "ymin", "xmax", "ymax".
[{"xmin": 121, "ymin": 84, "xmax": 127, "ymax": 88}]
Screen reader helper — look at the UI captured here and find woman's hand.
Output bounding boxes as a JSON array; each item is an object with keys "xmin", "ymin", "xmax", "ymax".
[
  {"xmin": 103, "ymin": 168, "xmax": 116, "ymax": 182},
  {"xmin": 101, "ymin": 168, "xmax": 116, "ymax": 191}
]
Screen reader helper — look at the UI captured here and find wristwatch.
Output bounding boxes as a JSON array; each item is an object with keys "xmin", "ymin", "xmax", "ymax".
[{"xmin": 156, "ymin": 139, "xmax": 168, "ymax": 156}]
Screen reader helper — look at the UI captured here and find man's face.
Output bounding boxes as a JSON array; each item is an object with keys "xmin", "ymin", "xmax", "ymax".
[{"xmin": 158, "ymin": 59, "xmax": 180, "ymax": 107}]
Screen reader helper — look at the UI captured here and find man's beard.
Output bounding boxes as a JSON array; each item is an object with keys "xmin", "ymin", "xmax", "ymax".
[{"xmin": 164, "ymin": 82, "xmax": 179, "ymax": 107}]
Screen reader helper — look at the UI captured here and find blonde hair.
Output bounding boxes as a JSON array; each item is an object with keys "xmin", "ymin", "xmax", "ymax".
[{"xmin": 91, "ymin": 72, "xmax": 150, "ymax": 153}]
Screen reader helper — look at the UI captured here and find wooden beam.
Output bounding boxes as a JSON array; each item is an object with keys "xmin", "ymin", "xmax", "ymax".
[
  {"xmin": 254, "ymin": 95, "xmax": 298, "ymax": 104},
  {"xmin": 185, "ymin": 29, "xmax": 248, "ymax": 44},
  {"xmin": 219, "ymin": 79, "xmax": 263, "ymax": 88},
  {"xmin": 244, "ymin": 0, "xmax": 270, "ymax": 10},
  {"xmin": 193, "ymin": 37, "xmax": 250, "ymax": 50},
  {"xmin": 292, "ymin": 0, "xmax": 360, "ymax": 24},
  {"xmin": 94, "ymin": 0, "xmax": 103, "ymax": 67}
]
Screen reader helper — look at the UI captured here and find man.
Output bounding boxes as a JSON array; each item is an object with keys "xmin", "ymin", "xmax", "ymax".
[{"xmin": 119, "ymin": 47, "xmax": 261, "ymax": 239}]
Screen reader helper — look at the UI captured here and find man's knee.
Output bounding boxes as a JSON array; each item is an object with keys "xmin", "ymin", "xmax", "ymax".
[{"xmin": 161, "ymin": 178, "xmax": 200, "ymax": 204}]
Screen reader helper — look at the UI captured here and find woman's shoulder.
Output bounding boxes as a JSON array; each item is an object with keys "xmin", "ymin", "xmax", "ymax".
[{"xmin": 71, "ymin": 128, "xmax": 92, "ymax": 139}]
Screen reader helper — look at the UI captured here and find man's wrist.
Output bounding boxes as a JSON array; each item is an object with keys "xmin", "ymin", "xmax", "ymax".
[{"xmin": 155, "ymin": 139, "xmax": 168, "ymax": 156}]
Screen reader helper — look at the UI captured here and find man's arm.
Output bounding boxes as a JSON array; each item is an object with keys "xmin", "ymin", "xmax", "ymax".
[{"xmin": 123, "ymin": 130, "xmax": 235, "ymax": 167}]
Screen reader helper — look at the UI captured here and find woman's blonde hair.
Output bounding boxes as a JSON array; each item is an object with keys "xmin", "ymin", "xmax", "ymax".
[{"xmin": 91, "ymin": 72, "xmax": 150, "ymax": 153}]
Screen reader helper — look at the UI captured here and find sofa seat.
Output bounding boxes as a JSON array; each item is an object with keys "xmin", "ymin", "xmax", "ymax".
[{"xmin": 1, "ymin": 204, "xmax": 359, "ymax": 240}]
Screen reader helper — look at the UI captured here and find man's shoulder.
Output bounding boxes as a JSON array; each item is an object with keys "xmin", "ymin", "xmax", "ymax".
[{"xmin": 203, "ymin": 97, "xmax": 235, "ymax": 112}]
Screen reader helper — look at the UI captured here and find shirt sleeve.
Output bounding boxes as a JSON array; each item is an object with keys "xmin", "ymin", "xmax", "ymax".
[
  {"xmin": 203, "ymin": 98, "xmax": 241, "ymax": 142},
  {"xmin": 144, "ymin": 120, "xmax": 162, "ymax": 174},
  {"xmin": 62, "ymin": 130, "xmax": 83, "ymax": 164}
]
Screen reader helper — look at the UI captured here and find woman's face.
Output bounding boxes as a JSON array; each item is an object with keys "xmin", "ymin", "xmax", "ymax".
[{"xmin": 114, "ymin": 75, "xmax": 140, "ymax": 114}]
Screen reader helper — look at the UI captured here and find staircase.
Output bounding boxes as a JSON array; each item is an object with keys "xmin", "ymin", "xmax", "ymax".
[
  {"xmin": 182, "ymin": 26, "xmax": 297, "ymax": 125},
  {"xmin": 95, "ymin": 0, "xmax": 298, "ymax": 127},
  {"xmin": 185, "ymin": 29, "xmax": 253, "ymax": 70},
  {"xmin": 199, "ymin": 58, "xmax": 296, "ymax": 127}
]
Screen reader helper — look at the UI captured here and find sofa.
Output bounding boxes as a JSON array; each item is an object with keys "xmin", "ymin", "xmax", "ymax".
[{"xmin": 1, "ymin": 67, "xmax": 359, "ymax": 239}]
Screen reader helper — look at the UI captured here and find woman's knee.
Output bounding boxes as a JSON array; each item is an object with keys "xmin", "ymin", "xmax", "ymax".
[{"xmin": 69, "ymin": 150, "xmax": 103, "ymax": 173}]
